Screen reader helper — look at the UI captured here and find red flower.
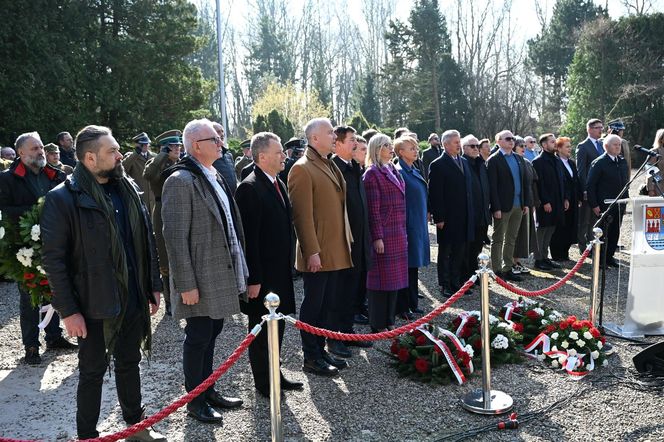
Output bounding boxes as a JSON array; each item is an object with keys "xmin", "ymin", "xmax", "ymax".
[
  {"xmin": 452, "ymin": 317, "xmax": 462, "ymax": 328},
  {"xmin": 390, "ymin": 340, "xmax": 399, "ymax": 354},
  {"xmin": 512, "ymin": 322, "xmax": 524, "ymax": 333},
  {"xmin": 26, "ymin": 283, "xmax": 37, "ymax": 288},
  {"xmin": 39, "ymin": 279, "xmax": 49, "ymax": 286},
  {"xmin": 415, "ymin": 335, "xmax": 427, "ymax": 346},
  {"xmin": 434, "ymin": 345, "xmax": 443, "ymax": 355},
  {"xmin": 472, "ymin": 338, "xmax": 482, "ymax": 351},
  {"xmin": 559, "ymin": 321, "xmax": 569, "ymax": 330},
  {"xmin": 600, "ymin": 336, "xmax": 606, "ymax": 344},
  {"xmin": 414, "ymin": 357, "xmax": 430, "ymax": 373},
  {"xmin": 567, "ymin": 315, "xmax": 578, "ymax": 322},
  {"xmin": 571, "ymin": 321, "xmax": 583, "ymax": 330},
  {"xmin": 398, "ymin": 348, "xmax": 410, "ymax": 363},
  {"xmin": 525, "ymin": 310, "xmax": 540, "ymax": 319},
  {"xmin": 459, "ymin": 327, "xmax": 472, "ymax": 339},
  {"xmin": 412, "ymin": 329, "xmax": 424, "ymax": 338},
  {"xmin": 513, "ymin": 307, "xmax": 522, "ymax": 313},
  {"xmin": 23, "ymin": 273, "xmax": 36, "ymax": 281},
  {"xmin": 467, "ymin": 316, "xmax": 479, "ymax": 326},
  {"xmin": 581, "ymin": 320, "xmax": 593, "ymax": 328},
  {"xmin": 543, "ymin": 325, "xmax": 557, "ymax": 334},
  {"xmin": 590, "ymin": 327, "xmax": 601, "ymax": 339},
  {"xmin": 459, "ymin": 351, "xmax": 472, "ymax": 365}
]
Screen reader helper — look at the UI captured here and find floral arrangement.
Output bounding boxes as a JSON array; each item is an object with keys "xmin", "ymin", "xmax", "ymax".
[
  {"xmin": 525, "ymin": 315, "xmax": 607, "ymax": 377},
  {"xmin": 390, "ymin": 324, "xmax": 474, "ymax": 385},
  {"xmin": 0, "ymin": 199, "xmax": 52, "ymax": 307},
  {"xmin": 499, "ymin": 298, "xmax": 563, "ymax": 344},
  {"xmin": 449, "ymin": 311, "xmax": 522, "ymax": 365}
]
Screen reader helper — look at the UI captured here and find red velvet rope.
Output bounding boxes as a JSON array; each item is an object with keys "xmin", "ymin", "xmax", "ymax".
[
  {"xmin": 0, "ymin": 332, "xmax": 257, "ymax": 442},
  {"xmin": 293, "ymin": 277, "xmax": 476, "ymax": 341},
  {"xmin": 491, "ymin": 247, "xmax": 592, "ymax": 297}
]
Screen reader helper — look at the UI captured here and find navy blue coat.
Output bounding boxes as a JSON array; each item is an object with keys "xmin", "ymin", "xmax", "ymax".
[
  {"xmin": 428, "ymin": 152, "xmax": 475, "ymax": 245},
  {"xmin": 396, "ymin": 158, "xmax": 430, "ymax": 268}
]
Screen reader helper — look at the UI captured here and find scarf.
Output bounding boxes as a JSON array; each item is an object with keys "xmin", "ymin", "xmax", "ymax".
[{"xmin": 72, "ymin": 163, "xmax": 152, "ymax": 359}]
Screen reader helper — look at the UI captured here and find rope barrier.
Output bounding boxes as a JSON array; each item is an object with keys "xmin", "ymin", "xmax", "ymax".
[
  {"xmin": 491, "ymin": 247, "xmax": 592, "ymax": 297},
  {"xmin": 0, "ymin": 329, "xmax": 259, "ymax": 442},
  {"xmin": 289, "ymin": 276, "xmax": 477, "ymax": 342}
]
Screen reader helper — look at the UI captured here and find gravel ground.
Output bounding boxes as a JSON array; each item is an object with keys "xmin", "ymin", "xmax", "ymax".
[{"xmin": 1, "ymin": 210, "xmax": 664, "ymax": 441}]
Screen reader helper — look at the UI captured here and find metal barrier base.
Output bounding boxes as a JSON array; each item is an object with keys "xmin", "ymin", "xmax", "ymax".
[{"xmin": 460, "ymin": 389, "xmax": 513, "ymax": 415}]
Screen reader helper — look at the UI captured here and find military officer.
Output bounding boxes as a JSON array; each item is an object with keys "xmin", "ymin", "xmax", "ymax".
[
  {"xmin": 43, "ymin": 143, "xmax": 74, "ymax": 175},
  {"xmin": 235, "ymin": 139, "xmax": 253, "ymax": 181},
  {"xmin": 122, "ymin": 132, "xmax": 157, "ymax": 213}
]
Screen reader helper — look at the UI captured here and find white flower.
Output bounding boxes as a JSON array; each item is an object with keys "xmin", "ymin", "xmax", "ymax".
[
  {"xmin": 551, "ymin": 332, "xmax": 559, "ymax": 340},
  {"xmin": 558, "ymin": 355, "xmax": 567, "ymax": 365},
  {"xmin": 577, "ymin": 339, "xmax": 585, "ymax": 347},
  {"xmin": 551, "ymin": 345, "xmax": 558, "ymax": 352},
  {"xmin": 36, "ymin": 265, "xmax": 45, "ymax": 275},
  {"xmin": 534, "ymin": 307, "xmax": 545, "ymax": 316},
  {"xmin": 497, "ymin": 322, "xmax": 510, "ymax": 329},
  {"xmin": 551, "ymin": 360, "xmax": 559, "ymax": 368},
  {"xmin": 16, "ymin": 247, "xmax": 34, "ymax": 267},
  {"xmin": 561, "ymin": 340, "xmax": 569, "ymax": 349},
  {"xmin": 591, "ymin": 350, "xmax": 600, "ymax": 360},
  {"xmin": 489, "ymin": 315, "xmax": 498, "ymax": 325},
  {"xmin": 464, "ymin": 345, "xmax": 474, "ymax": 358},
  {"xmin": 602, "ymin": 359, "xmax": 608, "ymax": 366},
  {"xmin": 549, "ymin": 311, "xmax": 563, "ymax": 321},
  {"xmin": 541, "ymin": 319, "xmax": 549, "ymax": 326},
  {"xmin": 0, "ymin": 210, "xmax": 2, "ymax": 221},
  {"xmin": 597, "ymin": 341, "xmax": 603, "ymax": 349},
  {"xmin": 0, "ymin": 226, "xmax": 5, "ymax": 240},
  {"xmin": 537, "ymin": 354, "xmax": 545, "ymax": 361},
  {"xmin": 30, "ymin": 224, "xmax": 41, "ymax": 242},
  {"xmin": 568, "ymin": 348, "xmax": 577, "ymax": 357},
  {"xmin": 583, "ymin": 331, "xmax": 593, "ymax": 340},
  {"xmin": 491, "ymin": 334, "xmax": 509, "ymax": 350},
  {"xmin": 569, "ymin": 331, "xmax": 579, "ymax": 340}
]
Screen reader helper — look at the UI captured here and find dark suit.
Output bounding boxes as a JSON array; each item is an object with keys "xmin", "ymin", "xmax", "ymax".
[
  {"xmin": 428, "ymin": 152, "xmax": 475, "ymax": 291},
  {"xmin": 330, "ymin": 156, "xmax": 371, "ymax": 333},
  {"xmin": 486, "ymin": 149, "xmax": 527, "ymax": 272},
  {"xmin": 235, "ymin": 167, "xmax": 295, "ymax": 391},
  {"xmin": 240, "ymin": 162, "xmax": 255, "ymax": 181},
  {"xmin": 421, "ymin": 144, "xmax": 443, "ymax": 180},
  {"xmin": 463, "ymin": 154, "xmax": 490, "ymax": 278},
  {"xmin": 212, "ymin": 149, "xmax": 237, "ymax": 196},
  {"xmin": 533, "ymin": 150, "xmax": 568, "ymax": 261},
  {"xmin": 586, "ymin": 153, "xmax": 629, "ymax": 261},
  {"xmin": 551, "ymin": 157, "xmax": 581, "ymax": 260},
  {"xmin": 576, "ymin": 137, "xmax": 604, "ymax": 247}
]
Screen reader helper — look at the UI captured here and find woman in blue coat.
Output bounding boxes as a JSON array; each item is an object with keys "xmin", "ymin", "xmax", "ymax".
[{"xmin": 394, "ymin": 136, "xmax": 430, "ymax": 319}]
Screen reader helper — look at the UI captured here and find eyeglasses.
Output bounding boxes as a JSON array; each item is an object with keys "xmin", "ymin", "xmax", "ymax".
[
  {"xmin": 502, "ymin": 137, "xmax": 515, "ymax": 142},
  {"xmin": 590, "ymin": 126, "xmax": 604, "ymax": 130},
  {"xmin": 197, "ymin": 136, "xmax": 221, "ymax": 145},
  {"xmin": 464, "ymin": 144, "xmax": 479, "ymax": 148},
  {"xmin": 381, "ymin": 143, "xmax": 394, "ymax": 150}
]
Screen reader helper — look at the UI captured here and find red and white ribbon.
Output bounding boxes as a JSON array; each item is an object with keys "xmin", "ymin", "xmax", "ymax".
[
  {"xmin": 455, "ymin": 312, "xmax": 472, "ymax": 337},
  {"xmin": 38, "ymin": 304, "xmax": 55, "ymax": 330},
  {"xmin": 437, "ymin": 327, "xmax": 474, "ymax": 374},
  {"xmin": 418, "ymin": 326, "xmax": 466, "ymax": 385},
  {"xmin": 544, "ymin": 350, "xmax": 593, "ymax": 379},
  {"xmin": 503, "ymin": 301, "xmax": 520, "ymax": 322},
  {"xmin": 524, "ymin": 332, "xmax": 551, "ymax": 355}
]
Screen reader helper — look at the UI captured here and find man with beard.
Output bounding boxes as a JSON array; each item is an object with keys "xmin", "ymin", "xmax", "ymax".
[
  {"xmin": 0, "ymin": 132, "xmax": 75, "ymax": 365},
  {"xmin": 44, "ymin": 143, "xmax": 74, "ymax": 175},
  {"xmin": 143, "ymin": 130, "xmax": 183, "ymax": 316},
  {"xmin": 162, "ymin": 118, "xmax": 245, "ymax": 423},
  {"xmin": 40, "ymin": 125, "xmax": 165, "ymax": 441},
  {"xmin": 56, "ymin": 131, "xmax": 77, "ymax": 168}
]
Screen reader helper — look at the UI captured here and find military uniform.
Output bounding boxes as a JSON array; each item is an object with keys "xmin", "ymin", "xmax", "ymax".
[
  {"xmin": 122, "ymin": 132, "xmax": 156, "ymax": 214},
  {"xmin": 279, "ymin": 137, "xmax": 305, "ymax": 187},
  {"xmin": 43, "ymin": 143, "xmax": 74, "ymax": 175},
  {"xmin": 234, "ymin": 139, "xmax": 253, "ymax": 181},
  {"xmin": 143, "ymin": 130, "xmax": 182, "ymax": 315}
]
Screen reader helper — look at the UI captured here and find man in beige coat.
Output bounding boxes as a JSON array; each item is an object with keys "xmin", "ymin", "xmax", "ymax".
[
  {"xmin": 161, "ymin": 118, "xmax": 245, "ymax": 424},
  {"xmin": 288, "ymin": 117, "xmax": 353, "ymax": 377}
]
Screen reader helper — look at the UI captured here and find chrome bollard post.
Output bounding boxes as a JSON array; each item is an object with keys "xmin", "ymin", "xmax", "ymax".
[
  {"xmin": 589, "ymin": 228, "xmax": 603, "ymax": 326},
  {"xmin": 460, "ymin": 253, "xmax": 513, "ymax": 415},
  {"xmin": 264, "ymin": 293, "xmax": 283, "ymax": 442}
]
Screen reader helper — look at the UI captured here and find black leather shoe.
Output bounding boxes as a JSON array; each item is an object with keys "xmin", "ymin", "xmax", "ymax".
[
  {"xmin": 606, "ymin": 257, "xmax": 620, "ymax": 268},
  {"xmin": 206, "ymin": 390, "xmax": 242, "ymax": 409},
  {"xmin": 24, "ymin": 347, "xmax": 41, "ymax": 365},
  {"xmin": 353, "ymin": 314, "xmax": 369, "ymax": 325},
  {"xmin": 544, "ymin": 259, "xmax": 562, "ymax": 269},
  {"xmin": 412, "ymin": 307, "xmax": 424, "ymax": 314},
  {"xmin": 498, "ymin": 270, "xmax": 523, "ymax": 282},
  {"xmin": 327, "ymin": 340, "xmax": 352, "ymax": 358},
  {"xmin": 534, "ymin": 260, "xmax": 552, "ymax": 270},
  {"xmin": 346, "ymin": 339, "xmax": 373, "ymax": 348},
  {"xmin": 303, "ymin": 358, "xmax": 339, "ymax": 377},
  {"xmin": 187, "ymin": 404, "xmax": 223, "ymax": 423},
  {"xmin": 255, "ymin": 385, "xmax": 285, "ymax": 399},
  {"xmin": 280, "ymin": 377, "xmax": 304, "ymax": 391},
  {"xmin": 46, "ymin": 336, "xmax": 77, "ymax": 350},
  {"xmin": 322, "ymin": 352, "xmax": 349, "ymax": 369}
]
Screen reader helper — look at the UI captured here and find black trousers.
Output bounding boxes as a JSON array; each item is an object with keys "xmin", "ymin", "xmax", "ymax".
[
  {"xmin": 18, "ymin": 284, "xmax": 62, "ymax": 349},
  {"xmin": 247, "ymin": 311, "xmax": 285, "ymax": 390},
  {"xmin": 76, "ymin": 310, "xmax": 144, "ymax": 439},
  {"xmin": 438, "ymin": 242, "xmax": 467, "ymax": 291},
  {"xmin": 183, "ymin": 316, "xmax": 224, "ymax": 408},
  {"xmin": 396, "ymin": 267, "xmax": 419, "ymax": 314},
  {"xmin": 465, "ymin": 225, "xmax": 487, "ymax": 280},
  {"xmin": 353, "ymin": 270, "xmax": 368, "ymax": 316},
  {"xmin": 300, "ymin": 271, "xmax": 338, "ymax": 360},
  {"xmin": 367, "ymin": 290, "xmax": 398, "ymax": 330},
  {"xmin": 329, "ymin": 267, "xmax": 361, "ymax": 334}
]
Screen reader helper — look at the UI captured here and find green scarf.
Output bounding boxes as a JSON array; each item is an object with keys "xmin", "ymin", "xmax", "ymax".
[{"xmin": 72, "ymin": 163, "xmax": 152, "ymax": 359}]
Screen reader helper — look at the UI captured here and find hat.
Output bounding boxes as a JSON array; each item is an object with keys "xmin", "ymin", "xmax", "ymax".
[
  {"xmin": 240, "ymin": 139, "xmax": 251, "ymax": 150},
  {"xmin": 608, "ymin": 120, "xmax": 625, "ymax": 131},
  {"xmin": 43, "ymin": 143, "xmax": 59, "ymax": 153},
  {"xmin": 156, "ymin": 130, "xmax": 183, "ymax": 146},
  {"xmin": 132, "ymin": 132, "xmax": 151, "ymax": 145},
  {"xmin": 284, "ymin": 137, "xmax": 305, "ymax": 150}
]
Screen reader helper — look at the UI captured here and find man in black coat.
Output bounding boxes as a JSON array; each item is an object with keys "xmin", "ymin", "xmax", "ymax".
[
  {"xmin": 0, "ymin": 132, "xmax": 74, "ymax": 366},
  {"xmin": 56, "ymin": 131, "xmax": 77, "ymax": 168},
  {"xmin": 211, "ymin": 122, "xmax": 237, "ymax": 196},
  {"xmin": 421, "ymin": 133, "xmax": 442, "ymax": 181},
  {"xmin": 486, "ymin": 130, "xmax": 529, "ymax": 281},
  {"xmin": 551, "ymin": 138, "xmax": 582, "ymax": 261},
  {"xmin": 461, "ymin": 134, "xmax": 490, "ymax": 281},
  {"xmin": 576, "ymin": 118, "xmax": 605, "ymax": 249},
  {"xmin": 429, "ymin": 130, "xmax": 475, "ymax": 296},
  {"xmin": 41, "ymin": 125, "xmax": 164, "ymax": 441},
  {"xmin": 234, "ymin": 132, "xmax": 304, "ymax": 398},
  {"xmin": 532, "ymin": 133, "xmax": 569, "ymax": 270},
  {"xmin": 327, "ymin": 126, "xmax": 373, "ymax": 357},
  {"xmin": 586, "ymin": 134, "xmax": 629, "ymax": 267}
]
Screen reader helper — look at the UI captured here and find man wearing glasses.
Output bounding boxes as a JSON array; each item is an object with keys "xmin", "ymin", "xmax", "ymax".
[
  {"xmin": 523, "ymin": 136, "xmax": 538, "ymax": 162},
  {"xmin": 486, "ymin": 130, "xmax": 529, "ymax": 281},
  {"xmin": 421, "ymin": 133, "xmax": 442, "ymax": 180},
  {"xmin": 576, "ymin": 118, "xmax": 604, "ymax": 250}
]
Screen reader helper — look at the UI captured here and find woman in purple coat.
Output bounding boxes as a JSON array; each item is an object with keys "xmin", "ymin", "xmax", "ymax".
[{"xmin": 362, "ymin": 133, "xmax": 408, "ymax": 332}]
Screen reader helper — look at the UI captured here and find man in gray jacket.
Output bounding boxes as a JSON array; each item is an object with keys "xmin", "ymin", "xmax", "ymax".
[{"xmin": 162, "ymin": 118, "xmax": 246, "ymax": 424}]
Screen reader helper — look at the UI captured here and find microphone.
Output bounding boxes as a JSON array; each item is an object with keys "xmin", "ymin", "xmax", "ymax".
[
  {"xmin": 633, "ymin": 144, "xmax": 661, "ymax": 158},
  {"xmin": 646, "ymin": 165, "xmax": 663, "ymax": 183}
]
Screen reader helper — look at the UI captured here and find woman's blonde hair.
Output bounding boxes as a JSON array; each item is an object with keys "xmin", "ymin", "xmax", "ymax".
[
  {"xmin": 653, "ymin": 128, "xmax": 664, "ymax": 150},
  {"xmin": 366, "ymin": 133, "xmax": 392, "ymax": 167},
  {"xmin": 394, "ymin": 135, "xmax": 418, "ymax": 157}
]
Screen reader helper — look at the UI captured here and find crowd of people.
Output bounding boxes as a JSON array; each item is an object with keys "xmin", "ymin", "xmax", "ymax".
[{"xmin": 1, "ymin": 117, "xmax": 663, "ymax": 441}]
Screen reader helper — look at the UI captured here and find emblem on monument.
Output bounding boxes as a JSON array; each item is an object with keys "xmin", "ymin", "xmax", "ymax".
[{"xmin": 645, "ymin": 206, "xmax": 664, "ymax": 250}]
